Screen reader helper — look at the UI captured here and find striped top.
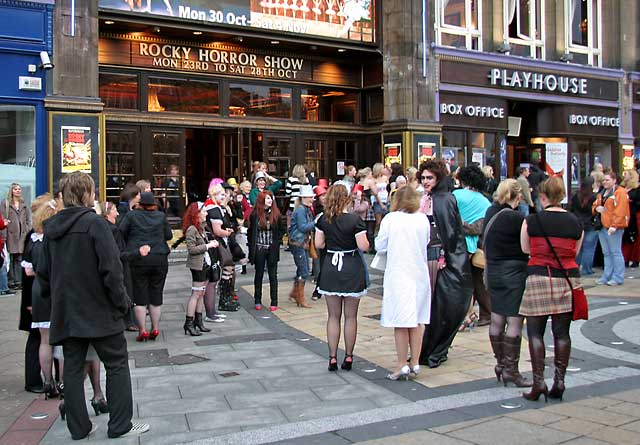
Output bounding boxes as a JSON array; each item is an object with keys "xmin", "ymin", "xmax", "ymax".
[{"xmin": 285, "ymin": 176, "xmax": 303, "ymax": 211}]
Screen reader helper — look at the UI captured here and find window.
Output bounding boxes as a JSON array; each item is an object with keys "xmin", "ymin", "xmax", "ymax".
[
  {"xmin": 304, "ymin": 139, "xmax": 328, "ymax": 179},
  {"xmin": 564, "ymin": 0, "xmax": 602, "ymax": 66},
  {"xmin": 147, "ymin": 78, "xmax": 219, "ymax": 114},
  {"xmin": 504, "ymin": 0, "xmax": 545, "ymax": 58},
  {"xmin": 300, "ymin": 89, "xmax": 358, "ymax": 124},
  {"xmin": 435, "ymin": 0, "xmax": 482, "ymax": 51},
  {"xmin": 0, "ymin": 105, "xmax": 36, "ymax": 205},
  {"xmin": 99, "ymin": 73, "xmax": 138, "ymax": 110},
  {"xmin": 229, "ymin": 84, "xmax": 292, "ymax": 119}
]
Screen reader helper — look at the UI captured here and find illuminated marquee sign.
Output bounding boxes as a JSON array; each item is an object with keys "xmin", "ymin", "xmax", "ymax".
[{"xmin": 99, "ymin": 0, "xmax": 375, "ymax": 43}]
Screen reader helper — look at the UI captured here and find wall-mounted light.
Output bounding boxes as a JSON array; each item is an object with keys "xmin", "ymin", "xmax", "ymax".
[
  {"xmin": 104, "ymin": 20, "xmax": 114, "ymax": 25},
  {"xmin": 153, "ymin": 26, "xmax": 161, "ymax": 33},
  {"xmin": 560, "ymin": 52, "xmax": 574, "ymax": 63},
  {"xmin": 338, "ymin": 48, "xmax": 346, "ymax": 53},
  {"xmin": 270, "ymin": 40, "xmax": 280, "ymax": 45},
  {"xmin": 496, "ymin": 42, "xmax": 511, "ymax": 54},
  {"xmin": 193, "ymin": 31, "xmax": 203, "ymax": 35},
  {"xmin": 39, "ymin": 51, "xmax": 54, "ymax": 70}
]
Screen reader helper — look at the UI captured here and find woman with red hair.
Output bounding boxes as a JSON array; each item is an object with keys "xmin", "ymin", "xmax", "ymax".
[
  {"xmin": 248, "ymin": 191, "xmax": 285, "ymax": 311},
  {"xmin": 183, "ymin": 203, "xmax": 219, "ymax": 335}
]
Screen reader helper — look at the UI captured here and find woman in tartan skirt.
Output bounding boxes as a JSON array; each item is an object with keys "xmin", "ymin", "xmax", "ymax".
[{"xmin": 519, "ymin": 177, "xmax": 583, "ymax": 402}]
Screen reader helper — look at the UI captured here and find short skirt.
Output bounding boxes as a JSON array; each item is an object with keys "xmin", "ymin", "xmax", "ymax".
[
  {"xmin": 486, "ymin": 260, "xmax": 527, "ymax": 317},
  {"xmin": 317, "ymin": 251, "xmax": 367, "ymax": 298},
  {"xmin": 519, "ymin": 274, "xmax": 579, "ymax": 316},
  {"xmin": 190, "ymin": 267, "xmax": 209, "ymax": 282}
]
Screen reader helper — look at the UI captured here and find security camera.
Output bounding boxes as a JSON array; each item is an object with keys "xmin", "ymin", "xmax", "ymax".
[{"xmin": 39, "ymin": 51, "xmax": 54, "ymax": 70}]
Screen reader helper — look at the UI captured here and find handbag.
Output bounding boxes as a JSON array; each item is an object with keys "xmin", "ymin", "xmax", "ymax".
[
  {"xmin": 217, "ymin": 242, "xmax": 234, "ymax": 267},
  {"xmin": 535, "ymin": 213, "xmax": 588, "ymax": 321},
  {"xmin": 470, "ymin": 248, "xmax": 485, "ymax": 268},
  {"xmin": 309, "ymin": 233, "xmax": 318, "ymax": 259},
  {"xmin": 370, "ymin": 251, "xmax": 387, "ymax": 271}
]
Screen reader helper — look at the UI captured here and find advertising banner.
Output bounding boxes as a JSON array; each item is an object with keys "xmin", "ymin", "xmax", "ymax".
[
  {"xmin": 61, "ymin": 126, "xmax": 92, "ymax": 173},
  {"xmin": 383, "ymin": 143, "xmax": 401, "ymax": 167},
  {"xmin": 545, "ymin": 142, "xmax": 569, "ymax": 204},
  {"xmin": 99, "ymin": 0, "xmax": 375, "ymax": 43}
]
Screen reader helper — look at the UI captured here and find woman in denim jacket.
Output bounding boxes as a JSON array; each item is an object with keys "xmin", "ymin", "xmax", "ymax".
[{"xmin": 288, "ymin": 185, "xmax": 315, "ymax": 308}]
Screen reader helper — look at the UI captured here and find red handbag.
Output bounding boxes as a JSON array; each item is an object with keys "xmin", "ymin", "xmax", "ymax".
[{"xmin": 535, "ymin": 214, "xmax": 589, "ymax": 321}]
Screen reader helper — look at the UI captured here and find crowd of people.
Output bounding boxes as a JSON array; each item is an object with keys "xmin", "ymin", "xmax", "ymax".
[{"xmin": 2, "ymin": 155, "xmax": 639, "ymax": 439}]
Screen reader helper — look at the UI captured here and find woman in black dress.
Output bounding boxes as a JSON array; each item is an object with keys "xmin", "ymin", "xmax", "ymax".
[
  {"xmin": 119, "ymin": 192, "xmax": 172, "ymax": 341},
  {"xmin": 418, "ymin": 160, "xmax": 473, "ymax": 368},
  {"xmin": 28, "ymin": 197, "xmax": 62, "ymax": 398},
  {"xmin": 484, "ymin": 179, "xmax": 531, "ymax": 388},
  {"xmin": 315, "ymin": 185, "xmax": 369, "ymax": 372}
]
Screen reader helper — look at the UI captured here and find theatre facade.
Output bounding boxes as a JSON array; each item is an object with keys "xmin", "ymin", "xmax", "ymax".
[{"xmin": 95, "ymin": 0, "xmax": 383, "ymax": 211}]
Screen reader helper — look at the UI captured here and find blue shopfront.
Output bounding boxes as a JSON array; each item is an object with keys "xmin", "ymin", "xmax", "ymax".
[{"xmin": 0, "ymin": 0, "xmax": 53, "ymax": 204}]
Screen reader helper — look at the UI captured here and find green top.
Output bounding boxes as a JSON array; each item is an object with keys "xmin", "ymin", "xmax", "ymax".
[{"xmin": 249, "ymin": 179, "xmax": 283, "ymax": 206}]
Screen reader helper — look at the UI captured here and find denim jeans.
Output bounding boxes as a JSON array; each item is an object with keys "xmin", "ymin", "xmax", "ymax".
[
  {"xmin": 577, "ymin": 230, "xmax": 598, "ymax": 275},
  {"xmin": 518, "ymin": 203, "xmax": 530, "ymax": 217},
  {"xmin": 599, "ymin": 229, "xmax": 625, "ymax": 284},
  {"xmin": 0, "ymin": 266, "xmax": 8, "ymax": 292},
  {"xmin": 290, "ymin": 245, "xmax": 309, "ymax": 281}
]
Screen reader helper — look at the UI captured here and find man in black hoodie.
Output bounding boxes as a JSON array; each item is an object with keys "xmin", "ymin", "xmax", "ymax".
[{"xmin": 38, "ymin": 172, "xmax": 149, "ymax": 440}]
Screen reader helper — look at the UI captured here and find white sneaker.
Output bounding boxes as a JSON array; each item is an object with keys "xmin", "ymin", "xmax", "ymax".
[
  {"xmin": 119, "ymin": 422, "xmax": 150, "ymax": 437},
  {"xmin": 211, "ymin": 317, "xmax": 225, "ymax": 323},
  {"xmin": 215, "ymin": 313, "xmax": 227, "ymax": 319}
]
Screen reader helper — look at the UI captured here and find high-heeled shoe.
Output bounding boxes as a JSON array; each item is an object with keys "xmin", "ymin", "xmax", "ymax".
[
  {"xmin": 341, "ymin": 354, "xmax": 353, "ymax": 371},
  {"xmin": 183, "ymin": 316, "xmax": 202, "ymax": 336},
  {"xmin": 194, "ymin": 312, "xmax": 211, "ymax": 333},
  {"xmin": 328, "ymin": 356, "xmax": 338, "ymax": 372},
  {"xmin": 148, "ymin": 329, "xmax": 160, "ymax": 341},
  {"xmin": 136, "ymin": 330, "xmax": 149, "ymax": 342},
  {"xmin": 90, "ymin": 398, "xmax": 108, "ymax": 416},
  {"xmin": 386, "ymin": 365, "xmax": 411, "ymax": 381},
  {"xmin": 58, "ymin": 401, "xmax": 65, "ymax": 421},
  {"xmin": 43, "ymin": 381, "xmax": 59, "ymax": 400},
  {"xmin": 410, "ymin": 365, "xmax": 421, "ymax": 377}
]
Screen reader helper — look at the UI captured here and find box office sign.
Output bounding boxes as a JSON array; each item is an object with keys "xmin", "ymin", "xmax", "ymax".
[
  {"xmin": 99, "ymin": 37, "xmax": 359, "ymax": 86},
  {"xmin": 98, "ymin": 0, "xmax": 375, "ymax": 43},
  {"xmin": 439, "ymin": 94, "xmax": 508, "ymax": 130},
  {"xmin": 440, "ymin": 60, "xmax": 619, "ymax": 101}
]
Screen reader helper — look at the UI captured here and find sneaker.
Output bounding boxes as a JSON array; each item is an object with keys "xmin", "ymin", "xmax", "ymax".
[
  {"xmin": 211, "ymin": 317, "xmax": 224, "ymax": 323},
  {"xmin": 595, "ymin": 278, "xmax": 607, "ymax": 285},
  {"xmin": 0, "ymin": 289, "xmax": 16, "ymax": 296},
  {"xmin": 119, "ymin": 422, "xmax": 150, "ymax": 438},
  {"xmin": 215, "ymin": 313, "xmax": 227, "ymax": 319},
  {"xmin": 606, "ymin": 281, "xmax": 622, "ymax": 286}
]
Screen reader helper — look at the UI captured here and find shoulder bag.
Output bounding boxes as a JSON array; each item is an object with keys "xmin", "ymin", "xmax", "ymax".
[{"xmin": 534, "ymin": 213, "xmax": 588, "ymax": 321}]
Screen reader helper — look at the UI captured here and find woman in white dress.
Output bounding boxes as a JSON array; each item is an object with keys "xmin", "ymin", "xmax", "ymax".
[{"xmin": 375, "ymin": 186, "xmax": 431, "ymax": 380}]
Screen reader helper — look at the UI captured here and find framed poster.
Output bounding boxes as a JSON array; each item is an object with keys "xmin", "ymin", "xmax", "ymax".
[
  {"xmin": 49, "ymin": 112, "xmax": 105, "ymax": 200},
  {"xmin": 545, "ymin": 142, "xmax": 569, "ymax": 204},
  {"xmin": 384, "ymin": 143, "xmax": 402, "ymax": 167}
]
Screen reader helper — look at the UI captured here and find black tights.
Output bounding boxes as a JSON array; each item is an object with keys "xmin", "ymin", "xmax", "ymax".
[
  {"xmin": 325, "ymin": 295, "xmax": 360, "ymax": 358},
  {"xmin": 525, "ymin": 312, "xmax": 572, "ymax": 350},
  {"xmin": 489, "ymin": 313, "xmax": 524, "ymax": 338}
]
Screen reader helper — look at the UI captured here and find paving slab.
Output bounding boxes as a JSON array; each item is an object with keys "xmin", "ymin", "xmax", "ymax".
[
  {"xmin": 138, "ymin": 395, "xmax": 229, "ymax": 418},
  {"xmin": 226, "ymin": 389, "xmax": 320, "ymax": 410},
  {"xmin": 187, "ymin": 407, "xmax": 288, "ymax": 431},
  {"xmin": 446, "ymin": 417, "xmax": 578, "ymax": 445},
  {"xmin": 279, "ymin": 398, "xmax": 379, "ymax": 422},
  {"xmin": 355, "ymin": 430, "xmax": 474, "ymax": 444}
]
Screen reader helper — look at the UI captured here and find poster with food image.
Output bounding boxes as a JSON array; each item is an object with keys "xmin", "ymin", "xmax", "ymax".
[{"xmin": 61, "ymin": 126, "xmax": 92, "ymax": 173}]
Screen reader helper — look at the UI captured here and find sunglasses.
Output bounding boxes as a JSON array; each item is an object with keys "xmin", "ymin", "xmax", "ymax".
[{"xmin": 421, "ymin": 175, "xmax": 435, "ymax": 180}]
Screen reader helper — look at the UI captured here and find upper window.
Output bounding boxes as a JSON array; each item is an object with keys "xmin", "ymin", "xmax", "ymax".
[
  {"xmin": 504, "ymin": 0, "xmax": 545, "ymax": 59},
  {"xmin": 565, "ymin": 0, "xmax": 602, "ymax": 66},
  {"xmin": 99, "ymin": 73, "xmax": 138, "ymax": 110},
  {"xmin": 435, "ymin": 0, "xmax": 482, "ymax": 51},
  {"xmin": 229, "ymin": 84, "xmax": 292, "ymax": 119},
  {"xmin": 147, "ymin": 78, "xmax": 219, "ymax": 114},
  {"xmin": 300, "ymin": 88, "xmax": 359, "ymax": 124}
]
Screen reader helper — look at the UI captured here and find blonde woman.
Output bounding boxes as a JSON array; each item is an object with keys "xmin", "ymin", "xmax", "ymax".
[
  {"xmin": 1, "ymin": 183, "xmax": 31, "ymax": 289},
  {"xmin": 24, "ymin": 197, "xmax": 62, "ymax": 399},
  {"xmin": 371, "ymin": 163, "xmax": 389, "ymax": 233},
  {"xmin": 375, "ymin": 186, "xmax": 430, "ymax": 380},
  {"xmin": 285, "ymin": 164, "xmax": 307, "ymax": 225}
]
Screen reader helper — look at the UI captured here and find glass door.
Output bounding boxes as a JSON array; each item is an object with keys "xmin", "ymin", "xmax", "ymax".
[
  {"xmin": 105, "ymin": 126, "xmax": 139, "ymax": 202},
  {"xmin": 149, "ymin": 129, "xmax": 185, "ymax": 218},
  {"xmin": 263, "ymin": 134, "xmax": 292, "ymax": 210},
  {"xmin": 304, "ymin": 139, "xmax": 328, "ymax": 180}
]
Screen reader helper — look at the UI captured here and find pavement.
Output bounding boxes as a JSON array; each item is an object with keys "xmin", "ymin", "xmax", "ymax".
[{"xmin": 0, "ymin": 252, "xmax": 638, "ymax": 444}]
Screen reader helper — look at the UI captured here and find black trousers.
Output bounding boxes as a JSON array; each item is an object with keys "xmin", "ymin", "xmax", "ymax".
[
  {"xmin": 253, "ymin": 248, "xmax": 278, "ymax": 306},
  {"xmin": 24, "ymin": 329, "xmax": 43, "ymax": 389},
  {"xmin": 62, "ymin": 333, "xmax": 133, "ymax": 440}
]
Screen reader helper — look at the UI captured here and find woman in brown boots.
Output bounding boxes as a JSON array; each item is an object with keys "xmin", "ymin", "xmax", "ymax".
[
  {"xmin": 519, "ymin": 177, "xmax": 583, "ymax": 402},
  {"xmin": 483, "ymin": 179, "xmax": 531, "ymax": 388},
  {"xmin": 288, "ymin": 185, "xmax": 316, "ymax": 308}
]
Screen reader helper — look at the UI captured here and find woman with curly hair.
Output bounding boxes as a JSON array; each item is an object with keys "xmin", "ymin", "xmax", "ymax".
[
  {"xmin": 315, "ymin": 184, "xmax": 369, "ymax": 372},
  {"xmin": 183, "ymin": 203, "xmax": 219, "ymax": 335},
  {"xmin": 248, "ymin": 191, "xmax": 285, "ymax": 311}
]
